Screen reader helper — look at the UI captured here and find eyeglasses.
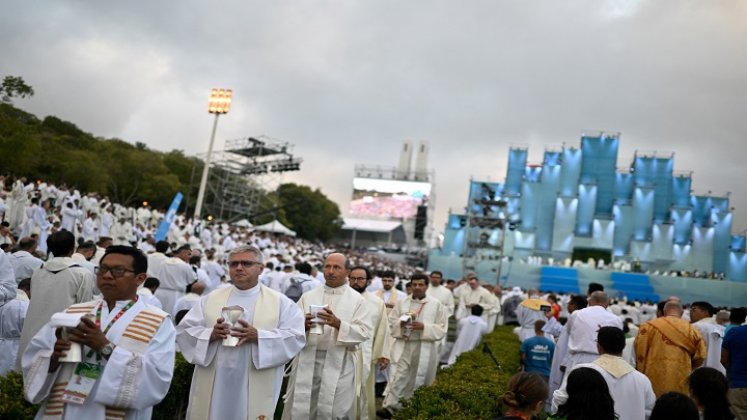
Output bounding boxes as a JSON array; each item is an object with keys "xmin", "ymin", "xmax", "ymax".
[
  {"xmin": 349, "ymin": 276, "xmax": 368, "ymax": 282},
  {"xmin": 96, "ymin": 265, "xmax": 136, "ymax": 277},
  {"xmin": 228, "ymin": 260, "xmax": 262, "ymax": 269}
]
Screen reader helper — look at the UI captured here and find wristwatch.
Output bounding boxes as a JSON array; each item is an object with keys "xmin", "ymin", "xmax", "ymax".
[{"xmin": 100, "ymin": 342, "xmax": 115, "ymax": 360}]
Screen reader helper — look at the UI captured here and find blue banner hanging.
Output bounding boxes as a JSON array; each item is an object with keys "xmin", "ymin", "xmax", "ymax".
[{"xmin": 155, "ymin": 192, "xmax": 184, "ymax": 242}]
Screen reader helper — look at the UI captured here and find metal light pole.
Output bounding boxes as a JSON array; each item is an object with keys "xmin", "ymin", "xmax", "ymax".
[{"xmin": 194, "ymin": 88, "xmax": 232, "ymax": 220}]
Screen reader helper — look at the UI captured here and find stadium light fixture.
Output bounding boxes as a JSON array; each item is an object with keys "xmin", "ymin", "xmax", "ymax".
[{"xmin": 194, "ymin": 88, "xmax": 232, "ymax": 220}]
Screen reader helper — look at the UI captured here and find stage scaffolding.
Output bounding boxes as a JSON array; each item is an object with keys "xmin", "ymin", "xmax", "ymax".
[{"xmin": 195, "ymin": 136, "xmax": 302, "ymax": 222}]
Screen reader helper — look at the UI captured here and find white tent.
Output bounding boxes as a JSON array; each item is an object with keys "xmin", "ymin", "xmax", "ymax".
[
  {"xmin": 232, "ymin": 219, "xmax": 253, "ymax": 228},
  {"xmin": 253, "ymin": 219, "xmax": 297, "ymax": 237}
]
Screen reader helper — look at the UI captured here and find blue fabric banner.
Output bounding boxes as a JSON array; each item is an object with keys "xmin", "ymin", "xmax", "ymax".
[{"xmin": 155, "ymin": 192, "xmax": 183, "ymax": 241}]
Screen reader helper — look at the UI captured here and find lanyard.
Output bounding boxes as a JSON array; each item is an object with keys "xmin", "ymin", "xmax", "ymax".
[
  {"xmin": 411, "ymin": 299, "xmax": 426, "ymax": 320},
  {"xmin": 86, "ymin": 297, "xmax": 137, "ymax": 360},
  {"xmin": 95, "ymin": 297, "xmax": 138, "ymax": 335}
]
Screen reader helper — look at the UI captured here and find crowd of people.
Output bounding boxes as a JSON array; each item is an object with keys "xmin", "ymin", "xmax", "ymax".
[
  {"xmin": 1, "ymin": 175, "xmax": 746, "ymax": 419},
  {"xmin": 494, "ymin": 281, "xmax": 747, "ymax": 420}
]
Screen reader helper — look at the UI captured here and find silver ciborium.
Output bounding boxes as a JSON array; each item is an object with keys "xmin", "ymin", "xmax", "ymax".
[{"xmin": 221, "ymin": 306, "xmax": 245, "ymax": 347}]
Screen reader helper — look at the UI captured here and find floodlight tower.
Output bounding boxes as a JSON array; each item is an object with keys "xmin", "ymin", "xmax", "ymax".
[{"xmin": 194, "ymin": 88, "xmax": 232, "ymax": 220}]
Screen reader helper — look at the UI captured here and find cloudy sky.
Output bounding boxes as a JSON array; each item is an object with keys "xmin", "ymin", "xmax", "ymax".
[{"xmin": 2, "ymin": 1, "xmax": 746, "ymax": 234}]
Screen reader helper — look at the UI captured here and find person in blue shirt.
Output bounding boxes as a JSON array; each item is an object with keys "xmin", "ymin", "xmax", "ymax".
[
  {"xmin": 722, "ymin": 323, "xmax": 747, "ymax": 419},
  {"xmin": 521, "ymin": 319, "xmax": 555, "ymax": 379}
]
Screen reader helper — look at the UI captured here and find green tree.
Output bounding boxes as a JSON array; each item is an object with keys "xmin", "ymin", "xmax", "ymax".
[
  {"xmin": 1, "ymin": 76, "xmax": 34, "ymax": 103},
  {"xmin": 273, "ymin": 183, "xmax": 342, "ymax": 241}
]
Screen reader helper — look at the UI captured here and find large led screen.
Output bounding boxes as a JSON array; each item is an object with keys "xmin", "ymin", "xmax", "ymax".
[{"xmin": 350, "ymin": 178, "xmax": 431, "ymax": 219}]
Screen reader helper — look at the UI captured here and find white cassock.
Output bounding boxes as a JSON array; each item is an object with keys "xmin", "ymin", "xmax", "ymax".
[
  {"xmin": 552, "ymin": 354, "xmax": 656, "ymax": 420},
  {"xmin": 692, "ymin": 318, "xmax": 725, "ymax": 374},
  {"xmin": 359, "ymin": 292, "xmax": 391, "ymax": 420},
  {"xmin": 447, "ymin": 314, "xmax": 488, "ymax": 366},
  {"xmin": 136, "ymin": 288, "xmax": 163, "ymax": 310},
  {"xmin": 373, "ymin": 287, "xmax": 406, "ymax": 383},
  {"xmin": 283, "ymin": 284, "xmax": 372, "ymax": 420},
  {"xmin": 177, "ymin": 284, "xmax": 305, "ymax": 420},
  {"xmin": 173, "ymin": 292, "xmax": 201, "ymax": 315},
  {"xmin": 154, "ymin": 258, "xmax": 196, "ymax": 316},
  {"xmin": 487, "ymin": 293, "xmax": 501, "ymax": 331},
  {"xmin": 0, "ymin": 290, "xmax": 29, "ymax": 375},
  {"xmin": 22, "ymin": 298, "xmax": 175, "ymax": 419},
  {"xmin": 561, "ymin": 306, "xmax": 622, "ymax": 371},
  {"xmin": 383, "ymin": 295, "xmax": 448, "ymax": 412},
  {"xmin": 547, "ymin": 323, "xmax": 570, "ymax": 412},
  {"xmin": 146, "ymin": 252, "xmax": 168, "ymax": 278},
  {"xmin": 0, "ymin": 250, "xmax": 17, "ymax": 306},
  {"xmin": 516, "ymin": 303, "xmax": 546, "ymax": 342},
  {"xmin": 455, "ymin": 286, "xmax": 494, "ymax": 321}
]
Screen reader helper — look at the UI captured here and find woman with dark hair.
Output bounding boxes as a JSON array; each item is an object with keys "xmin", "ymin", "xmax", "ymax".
[
  {"xmin": 689, "ymin": 367, "xmax": 734, "ymax": 420},
  {"xmin": 650, "ymin": 392, "xmax": 699, "ymax": 420},
  {"xmin": 548, "ymin": 367, "xmax": 616, "ymax": 420},
  {"xmin": 495, "ymin": 372, "xmax": 548, "ymax": 420}
]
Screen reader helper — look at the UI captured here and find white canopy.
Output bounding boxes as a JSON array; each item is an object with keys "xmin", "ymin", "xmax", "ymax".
[
  {"xmin": 231, "ymin": 218, "xmax": 253, "ymax": 228},
  {"xmin": 253, "ymin": 219, "xmax": 297, "ymax": 236}
]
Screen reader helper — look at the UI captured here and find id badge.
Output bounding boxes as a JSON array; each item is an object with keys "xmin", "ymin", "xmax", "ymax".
[{"xmin": 61, "ymin": 362, "xmax": 102, "ymax": 405}]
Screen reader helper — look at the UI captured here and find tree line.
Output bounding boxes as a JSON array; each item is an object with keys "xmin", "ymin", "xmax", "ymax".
[{"xmin": 0, "ymin": 77, "xmax": 341, "ymax": 241}]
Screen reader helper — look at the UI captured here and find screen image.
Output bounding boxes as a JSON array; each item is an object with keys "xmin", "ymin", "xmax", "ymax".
[{"xmin": 350, "ymin": 178, "xmax": 431, "ymax": 219}]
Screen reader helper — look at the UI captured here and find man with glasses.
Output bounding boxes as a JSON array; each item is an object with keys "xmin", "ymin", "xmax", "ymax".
[
  {"xmin": 349, "ymin": 265, "xmax": 390, "ymax": 420},
  {"xmin": 17, "ymin": 230, "xmax": 94, "ymax": 369},
  {"xmin": 177, "ymin": 245, "xmax": 305, "ymax": 420},
  {"xmin": 22, "ymin": 245, "xmax": 176, "ymax": 419}
]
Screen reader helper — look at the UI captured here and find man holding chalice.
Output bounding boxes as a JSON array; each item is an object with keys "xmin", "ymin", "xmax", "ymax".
[{"xmin": 177, "ymin": 245, "xmax": 305, "ymax": 420}]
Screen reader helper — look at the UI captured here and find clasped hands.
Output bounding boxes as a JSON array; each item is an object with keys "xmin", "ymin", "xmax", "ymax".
[
  {"xmin": 210, "ymin": 318, "xmax": 258, "ymax": 345},
  {"xmin": 304, "ymin": 308, "xmax": 341, "ymax": 331},
  {"xmin": 400, "ymin": 321, "xmax": 425, "ymax": 331}
]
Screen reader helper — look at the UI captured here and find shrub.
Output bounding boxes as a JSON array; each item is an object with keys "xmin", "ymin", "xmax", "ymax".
[
  {"xmin": 396, "ymin": 325, "xmax": 522, "ymax": 419},
  {"xmin": 0, "ymin": 371, "xmax": 38, "ymax": 420},
  {"xmin": 152, "ymin": 352, "xmax": 195, "ymax": 419}
]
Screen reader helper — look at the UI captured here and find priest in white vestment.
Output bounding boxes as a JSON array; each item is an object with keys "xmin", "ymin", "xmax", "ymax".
[
  {"xmin": 17, "ymin": 231, "xmax": 95, "ymax": 370},
  {"xmin": 177, "ymin": 245, "xmax": 305, "ymax": 420},
  {"xmin": 22, "ymin": 246, "xmax": 176, "ymax": 419},
  {"xmin": 146, "ymin": 241, "xmax": 170, "ymax": 278},
  {"xmin": 447, "ymin": 304, "xmax": 488, "ymax": 366},
  {"xmin": 426, "ymin": 271, "xmax": 455, "ymax": 358},
  {"xmin": 552, "ymin": 326, "xmax": 655, "ymax": 420},
  {"xmin": 561, "ymin": 292, "xmax": 622, "ymax": 373},
  {"xmin": 283, "ymin": 253, "xmax": 373, "ymax": 420},
  {"xmin": 379, "ymin": 274, "xmax": 448, "ymax": 418},
  {"xmin": 455, "ymin": 276, "xmax": 494, "ymax": 321},
  {"xmin": 0, "ymin": 278, "xmax": 29, "ymax": 375},
  {"xmin": 373, "ymin": 273, "xmax": 405, "ymax": 390},
  {"xmin": 349, "ymin": 266, "xmax": 391, "ymax": 420},
  {"xmin": 547, "ymin": 295, "xmax": 587, "ymax": 412},
  {"xmin": 173, "ymin": 281, "xmax": 205, "ymax": 315},
  {"xmin": 516, "ymin": 290, "xmax": 549, "ymax": 342},
  {"xmin": 0, "ymin": 249, "xmax": 17, "ymax": 306},
  {"xmin": 374, "ymin": 273, "xmax": 407, "ymax": 315},
  {"xmin": 690, "ymin": 301, "xmax": 726, "ymax": 374},
  {"xmin": 154, "ymin": 245, "xmax": 196, "ymax": 316}
]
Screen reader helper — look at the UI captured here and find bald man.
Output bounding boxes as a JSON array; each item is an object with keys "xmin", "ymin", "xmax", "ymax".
[
  {"xmin": 635, "ymin": 301, "xmax": 706, "ymax": 397},
  {"xmin": 283, "ymin": 253, "xmax": 373, "ymax": 420},
  {"xmin": 560, "ymin": 291, "xmax": 623, "ymax": 373}
]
